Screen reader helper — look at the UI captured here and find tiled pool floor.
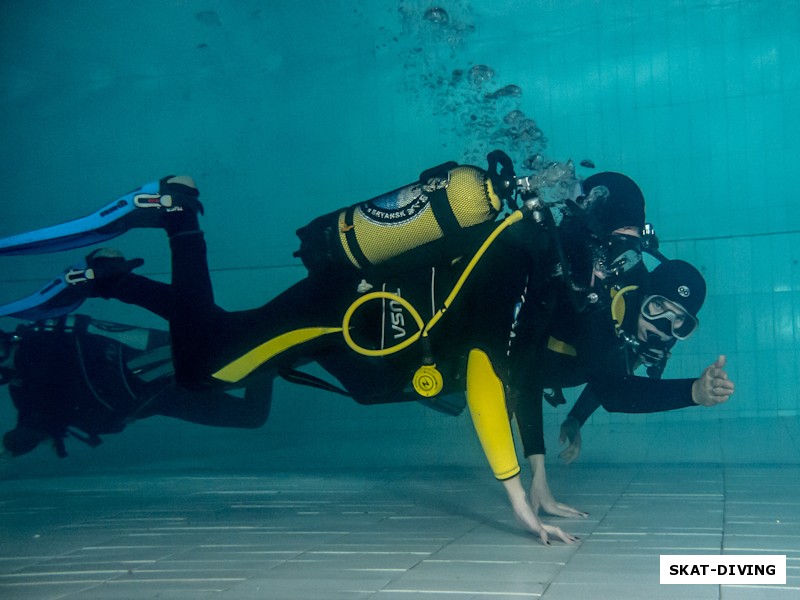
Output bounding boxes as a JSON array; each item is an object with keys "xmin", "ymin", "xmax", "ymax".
[{"xmin": 1, "ymin": 463, "xmax": 797, "ymax": 599}]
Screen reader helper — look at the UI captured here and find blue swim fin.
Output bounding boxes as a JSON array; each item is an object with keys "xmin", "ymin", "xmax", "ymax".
[
  {"xmin": 0, "ymin": 261, "xmax": 94, "ymax": 321},
  {"xmin": 0, "ymin": 180, "xmax": 164, "ymax": 256}
]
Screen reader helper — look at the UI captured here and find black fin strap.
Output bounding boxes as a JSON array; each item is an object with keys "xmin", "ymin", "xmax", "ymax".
[
  {"xmin": 278, "ymin": 368, "xmax": 351, "ymax": 397},
  {"xmin": 543, "ymin": 387, "xmax": 567, "ymax": 407}
]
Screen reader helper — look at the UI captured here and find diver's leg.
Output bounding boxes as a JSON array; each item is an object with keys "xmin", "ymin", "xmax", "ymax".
[
  {"xmin": 160, "ymin": 178, "xmax": 341, "ymax": 386},
  {"xmin": 134, "ymin": 374, "xmax": 274, "ymax": 428},
  {"xmin": 106, "ymin": 274, "xmax": 173, "ymax": 321},
  {"xmin": 0, "ymin": 176, "xmax": 203, "ymax": 256},
  {"xmin": 162, "ymin": 203, "xmax": 221, "ymax": 385},
  {"xmin": 127, "ymin": 176, "xmax": 369, "ymax": 390},
  {"xmin": 314, "ymin": 350, "xmax": 411, "ymax": 405}
]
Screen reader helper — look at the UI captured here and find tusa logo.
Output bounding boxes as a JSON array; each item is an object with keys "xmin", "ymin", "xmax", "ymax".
[{"xmin": 389, "ymin": 288, "xmax": 406, "ymax": 339}]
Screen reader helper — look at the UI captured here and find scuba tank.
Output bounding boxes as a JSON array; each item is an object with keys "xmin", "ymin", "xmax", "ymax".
[{"xmin": 294, "ymin": 152, "xmax": 517, "ymax": 273}]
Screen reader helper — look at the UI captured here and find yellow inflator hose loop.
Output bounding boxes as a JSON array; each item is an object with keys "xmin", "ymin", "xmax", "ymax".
[
  {"xmin": 610, "ymin": 285, "xmax": 639, "ymax": 332},
  {"xmin": 342, "ymin": 209, "xmax": 525, "ymax": 358},
  {"xmin": 341, "ymin": 291, "xmax": 425, "ymax": 357}
]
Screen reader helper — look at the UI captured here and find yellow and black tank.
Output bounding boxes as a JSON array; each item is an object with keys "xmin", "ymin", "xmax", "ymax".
[{"xmin": 294, "ymin": 161, "xmax": 504, "ymax": 273}]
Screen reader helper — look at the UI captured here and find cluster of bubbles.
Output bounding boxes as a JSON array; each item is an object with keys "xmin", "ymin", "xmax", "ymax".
[{"xmin": 392, "ymin": 3, "xmax": 583, "ymax": 204}]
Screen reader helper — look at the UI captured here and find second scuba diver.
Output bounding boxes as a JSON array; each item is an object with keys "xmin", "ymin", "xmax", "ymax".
[{"xmin": 552, "ymin": 258, "xmax": 729, "ymax": 464}]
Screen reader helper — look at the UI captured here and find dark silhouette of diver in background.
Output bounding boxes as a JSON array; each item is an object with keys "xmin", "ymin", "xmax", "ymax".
[{"xmin": 0, "ymin": 314, "xmax": 273, "ymax": 458}]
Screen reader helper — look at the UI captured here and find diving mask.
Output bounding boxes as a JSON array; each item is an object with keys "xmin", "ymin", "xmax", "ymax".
[
  {"xmin": 592, "ymin": 233, "xmax": 643, "ymax": 279},
  {"xmin": 641, "ymin": 295, "xmax": 698, "ymax": 340}
]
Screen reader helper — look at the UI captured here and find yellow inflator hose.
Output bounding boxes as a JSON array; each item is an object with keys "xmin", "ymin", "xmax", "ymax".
[{"xmin": 341, "ymin": 209, "xmax": 525, "ymax": 357}]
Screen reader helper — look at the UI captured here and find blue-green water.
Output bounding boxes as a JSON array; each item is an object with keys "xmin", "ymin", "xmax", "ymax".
[{"xmin": 0, "ymin": 0, "xmax": 798, "ymax": 474}]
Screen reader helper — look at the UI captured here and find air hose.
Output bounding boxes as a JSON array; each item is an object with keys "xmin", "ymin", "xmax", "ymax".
[{"xmin": 341, "ymin": 208, "xmax": 528, "ymax": 396}]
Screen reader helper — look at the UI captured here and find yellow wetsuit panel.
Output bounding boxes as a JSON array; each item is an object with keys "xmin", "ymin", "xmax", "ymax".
[
  {"xmin": 212, "ymin": 326, "xmax": 342, "ymax": 383},
  {"xmin": 466, "ymin": 348, "xmax": 521, "ymax": 481}
]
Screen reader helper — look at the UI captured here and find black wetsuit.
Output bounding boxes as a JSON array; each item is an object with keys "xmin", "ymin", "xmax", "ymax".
[
  {"xmin": 103, "ymin": 203, "xmax": 697, "ymax": 466},
  {"xmin": 110, "ymin": 217, "xmax": 557, "ymax": 403},
  {"xmin": 6, "ymin": 315, "xmax": 272, "ymax": 457},
  {"xmin": 0, "ymin": 173, "xmax": 703, "ymax": 473},
  {"xmin": 512, "ymin": 287, "xmax": 697, "ymax": 457}
]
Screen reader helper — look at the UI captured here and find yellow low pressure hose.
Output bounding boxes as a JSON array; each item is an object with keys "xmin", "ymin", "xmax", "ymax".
[
  {"xmin": 341, "ymin": 209, "xmax": 525, "ymax": 357},
  {"xmin": 341, "ymin": 291, "xmax": 425, "ymax": 357}
]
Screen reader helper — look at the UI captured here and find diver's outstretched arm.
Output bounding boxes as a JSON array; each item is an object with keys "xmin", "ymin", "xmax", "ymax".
[{"xmin": 465, "ymin": 349, "xmax": 580, "ymax": 545}]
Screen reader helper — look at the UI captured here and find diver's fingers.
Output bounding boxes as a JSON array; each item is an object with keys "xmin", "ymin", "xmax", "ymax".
[
  {"xmin": 539, "ymin": 529, "xmax": 550, "ymax": 546},
  {"xmin": 543, "ymin": 501, "xmax": 588, "ymax": 519},
  {"xmin": 715, "ymin": 378, "xmax": 735, "ymax": 392},
  {"xmin": 543, "ymin": 524, "xmax": 579, "ymax": 545},
  {"xmin": 559, "ymin": 445, "xmax": 580, "ymax": 464}
]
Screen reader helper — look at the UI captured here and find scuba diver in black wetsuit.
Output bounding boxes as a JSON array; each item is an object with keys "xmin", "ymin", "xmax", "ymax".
[
  {"xmin": 490, "ymin": 172, "xmax": 734, "ymax": 517},
  {"xmin": 0, "ymin": 153, "xmax": 733, "ymax": 544},
  {"xmin": 0, "ymin": 314, "xmax": 273, "ymax": 459},
  {"xmin": 518, "ymin": 258, "xmax": 732, "ymax": 467},
  {"xmin": 551, "ymin": 259, "xmax": 731, "ymax": 463}
]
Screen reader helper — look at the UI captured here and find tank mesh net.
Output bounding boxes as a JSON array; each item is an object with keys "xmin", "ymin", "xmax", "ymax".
[{"xmin": 340, "ymin": 166, "xmax": 500, "ymax": 268}]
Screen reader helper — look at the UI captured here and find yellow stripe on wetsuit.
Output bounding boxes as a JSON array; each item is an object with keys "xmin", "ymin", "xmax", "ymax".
[
  {"xmin": 212, "ymin": 327, "xmax": 342, "ymax": 383},
  {"xmin": 466, "ymin": 348, "xmax": 521, "ymax": 481}
]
